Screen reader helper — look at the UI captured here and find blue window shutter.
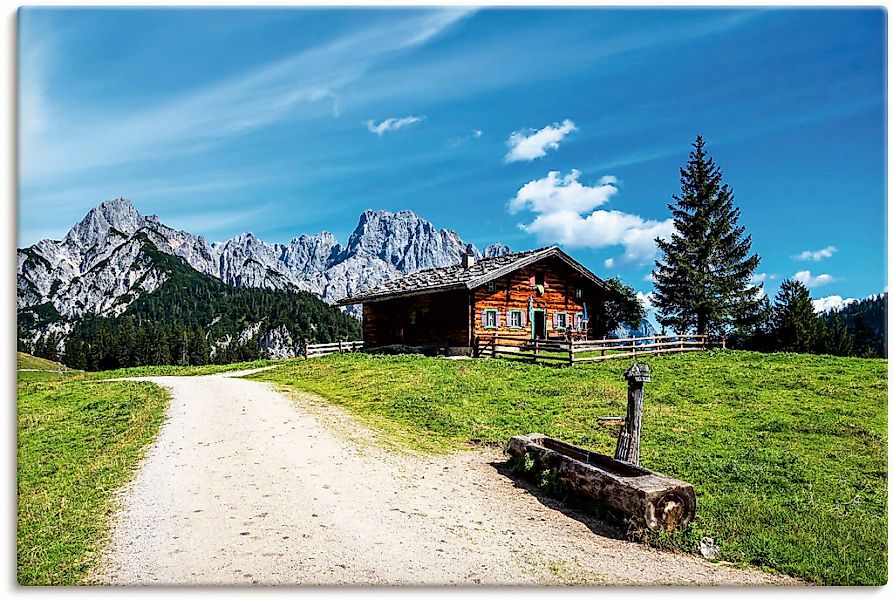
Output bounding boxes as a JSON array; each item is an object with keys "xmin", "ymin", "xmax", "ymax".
[
  {"xmin": 520, "ymin": 310, "xmax": 527, "ymax": 327},
  {"xmin": 481, "ymin": 309, "xmax": 487, "ymax": 328},
  {"xmin": 495, "ymin": 310, "xmax": 500, "ymax": 328},
  {"xmin": 553, "ymin": 312, "xmax": 559, "ymax": 327}
]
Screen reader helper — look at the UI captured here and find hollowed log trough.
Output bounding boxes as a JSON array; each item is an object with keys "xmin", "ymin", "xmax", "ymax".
[{"xmin": 507, "ymin": 433, "xmax": 696, "ymax": 532}]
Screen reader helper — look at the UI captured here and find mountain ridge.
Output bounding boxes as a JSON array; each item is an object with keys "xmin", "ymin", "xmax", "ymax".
[{"xmin": 17, "ymin": 198, "xmax": 511, "ymax": 350}]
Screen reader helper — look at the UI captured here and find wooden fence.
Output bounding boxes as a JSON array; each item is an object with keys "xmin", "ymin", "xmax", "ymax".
[
  {"xmin": 474, "ymin": 333, "xmax": 724, "ymax": 365},
  {"xmin": 301, "ymin": 340, "xmax": 364, "ymax": 358}
]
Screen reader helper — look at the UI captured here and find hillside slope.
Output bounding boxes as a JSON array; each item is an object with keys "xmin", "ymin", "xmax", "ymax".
[{"xmin": 17, "ymin": 352, "xmax": 65, "ymax": 371}]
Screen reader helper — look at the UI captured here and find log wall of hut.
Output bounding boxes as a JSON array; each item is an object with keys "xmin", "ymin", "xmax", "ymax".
[
  {"xmin": 362, "ymin": 289, "xmax": 470, "ymax": 349},
  {"xmin": 471, "ymin": 256, "xmax": 606, "ymax": 340}
]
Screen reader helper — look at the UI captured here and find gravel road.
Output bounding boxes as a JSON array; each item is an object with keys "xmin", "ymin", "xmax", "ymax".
[{"xmin": 93, "ymin": 369, "xmax": 797, "ymax": 586}]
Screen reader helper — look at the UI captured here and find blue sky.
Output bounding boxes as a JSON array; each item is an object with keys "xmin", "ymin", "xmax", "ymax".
[{"xmin": 18, "ymin": 7, "xmax": 887, "ymax": 313}]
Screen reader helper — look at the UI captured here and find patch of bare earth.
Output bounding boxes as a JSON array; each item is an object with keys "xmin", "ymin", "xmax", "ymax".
[{"xmin": 92, "ymin": 370, "xmax": 799, "ymax": 586}]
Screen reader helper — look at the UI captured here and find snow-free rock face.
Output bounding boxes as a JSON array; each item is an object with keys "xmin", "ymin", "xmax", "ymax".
[
  {"xmin": 483, "ymin": 242, "xmax": 512, "ymax": 258},
  {"xmin": 17, "ymin": 197, "xmax": 511, "ymax": 341},
  {"xmin": 613, "ymin": 318, "xmax": 658, "ymax": 340}
]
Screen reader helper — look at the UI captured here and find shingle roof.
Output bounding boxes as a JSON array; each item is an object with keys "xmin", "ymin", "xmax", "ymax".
[{"xmin": 335, "ymin": 246, "xmax": 609, "ymax": 305}]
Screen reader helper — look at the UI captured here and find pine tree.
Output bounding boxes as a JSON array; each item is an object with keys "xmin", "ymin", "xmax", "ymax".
[
  {"xmin": 772, "ymin": 279, "xmax": 821, "ymax": 353},
  {"xmin": 823, "ymin": 313, "xmax": 854, "ymax": 356},
  {"xmin": 652, "ymin": 136, "xmax": 762, "ymax": 335}
]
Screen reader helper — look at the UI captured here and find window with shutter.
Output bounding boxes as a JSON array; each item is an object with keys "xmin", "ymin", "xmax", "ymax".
[{"xmin": 509, "ymin": 310, "xmax": 522, "ymax": 328}]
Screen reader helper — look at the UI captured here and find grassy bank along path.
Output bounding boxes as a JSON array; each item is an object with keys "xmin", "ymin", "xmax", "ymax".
[
  {"xmin": 17, "ymin": 369, "xmax": 169, "ymax": 585},
  {"xmin": 248, "ymin": 350, "xmax": 888, "ymax": 585}
]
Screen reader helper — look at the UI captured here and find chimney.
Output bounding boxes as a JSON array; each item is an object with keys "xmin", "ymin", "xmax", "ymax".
[{"xmin": 461, "ymin": 244, "xmax": 476, "ymax": 269}]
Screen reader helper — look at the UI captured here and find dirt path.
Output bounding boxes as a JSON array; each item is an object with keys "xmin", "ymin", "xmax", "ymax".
[{"xmin": 94, "ymin": 370, "xmax": 797, "ymax": 586}]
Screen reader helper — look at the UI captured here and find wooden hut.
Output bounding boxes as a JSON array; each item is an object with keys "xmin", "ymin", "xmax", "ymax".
[{"xmin": 336, "ymin": 246, "xmax": 616, "ymax": 355}]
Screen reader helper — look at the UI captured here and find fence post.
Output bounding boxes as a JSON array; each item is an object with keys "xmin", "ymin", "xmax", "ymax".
[
  {"xmin": 568, "ymin": 338, "xmax": 574, "ymax": 366},
  {"xmin": 492, "ymin": 335, "xmax": 497, "ymax": 358},
  {"xmin": 338, "ymin": 339, "xmax": 343, "ymax": 353},
  {"xmin": 533, "ymin": 339, "xmax": 539, "ymax": 363},
  {"xmin": 721, "ymin": 336, "xmax": 726, "ymax": 350},
  {"xmin": 302, "ymin": 339, "xmax": 309, "ymax": 359},
  {"xmin": 615, "ymin": 363, "xmax": 651, "ymax": 465}
]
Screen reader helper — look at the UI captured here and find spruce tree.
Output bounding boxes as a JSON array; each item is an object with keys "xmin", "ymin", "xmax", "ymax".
[
  {"xmin": 772, "ymin": 279, "xmax": 822, "ymax": 353},
  {"xmin": 652, "ymin": 136, "xmax": 762, "ymax": 335},
  {"xmin": 823, "ymin": 313, "xmax": 854, "ymax": 356}
]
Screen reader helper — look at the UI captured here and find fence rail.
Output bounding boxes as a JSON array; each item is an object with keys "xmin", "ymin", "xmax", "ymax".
[
  {"xmin": 474, "ymin": 333, "xmax": 724, "ymax": 365},
  {"xmin": 301, "ymin": 339, "xmax": 364, "ymax": 358}
]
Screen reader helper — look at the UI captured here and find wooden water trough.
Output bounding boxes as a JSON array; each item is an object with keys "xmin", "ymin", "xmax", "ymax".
[{"xmin": 506, "ymin": 433, "xmax": 696, "ymax": 532}]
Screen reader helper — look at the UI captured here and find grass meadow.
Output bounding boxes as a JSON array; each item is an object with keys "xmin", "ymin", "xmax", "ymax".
[
  {"xmin": 16, "ymin": 349, "xmax": 888, "ymax": 585},
  {"xmin": 247, "ymin": 350, "xmax": 888, "ymax": 585}
]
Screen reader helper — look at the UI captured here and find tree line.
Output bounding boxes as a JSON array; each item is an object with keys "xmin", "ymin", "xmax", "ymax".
[{"xmin": 732, "ymin": 285, "xmax": 886, "ymax": 358}]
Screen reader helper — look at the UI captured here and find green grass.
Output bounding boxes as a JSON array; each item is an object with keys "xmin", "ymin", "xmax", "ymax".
[
  {"xmin": 78, "ymin": 358, "xmax": 275, "ymax": 380},
  {"xmin": 17, "ymin": 351, "xmax": 66, "ymax": 371},
  {"xmin": 17, "ymin": 372, "xmax": 169, "ymax": 585},
  {"xmin": 249, "ymin": 350, "xmax": 888, "ymax": 585}
]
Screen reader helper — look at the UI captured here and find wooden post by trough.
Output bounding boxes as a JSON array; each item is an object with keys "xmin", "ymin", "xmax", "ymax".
[
  {"xmin": 615, "ymin": 363, "xmax": 650, "ymax": 465},
  {"xmin": 506, "ymin": 361, "xmax": 696, "ymax": 532}
]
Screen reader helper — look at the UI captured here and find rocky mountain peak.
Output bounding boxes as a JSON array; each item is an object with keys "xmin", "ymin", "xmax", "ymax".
[{"xmin": 64, "ymin": 197, "xmax": 144, "ymax": 247}]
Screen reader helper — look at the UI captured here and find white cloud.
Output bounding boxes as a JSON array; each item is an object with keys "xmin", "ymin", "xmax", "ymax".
[
  {"xmin": 508, "ymin": 170, "xmax": 617, "ymax": 215},
  {"xmin": 508, "ymin": 169, "xmax": 674, "ymax": 266},
  {"xmin": 643, "ymin": 272, "xmax": 655, "ymax": 282},
  {"xmin": 366, "ymin": 115, "xmax": 424, "ymax": 136},
  {"xmin": 504, "ymin": 119, "xmax": 577, "ymax": 163},
  {"xmin": 812, "ymin": 295, "xmax": 856, "ymax": 313},
  {"xmin": 751, "ymin": 273, "xmax": 767, "ymax": 284},
  {"xmin": 793, "ymin": 270, "xmax": 834, "ymax": 288},
  {"xmin": 793, "ymin": 245, "xmax": 837, "ymax": 261},
  {"xmin": 636, "ymin": 291, "xmax": 655, "ymax": 312}
]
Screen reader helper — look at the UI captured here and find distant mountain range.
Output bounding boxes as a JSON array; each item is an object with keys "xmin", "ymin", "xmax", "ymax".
[{"xmin": 17, "ymin": 198, "xmax": 510, "ymax": 362}]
